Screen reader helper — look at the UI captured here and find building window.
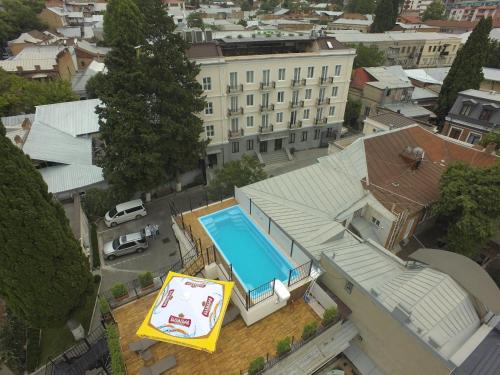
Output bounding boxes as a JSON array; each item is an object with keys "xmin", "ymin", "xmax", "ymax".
[
  {"xmin": 246, "ymin": 139, "xmax": 254, "ymax": 150},
  {"xmin": 204, "ymin": 102, "xmax": 213, "ymax": 115},
  {"xmin": 262, "ymin": 69, "xmax": 270, "ymax": 85},
  {"xmin": 371, "ymin": 216, "xmax": 381, "ymax": 227},
  {"xmin": 466, "ymin": 132, "xmax": 482, "ymax": 145},
  {"xmin": 246, "ymin": 116, "xmax": 254, "ymax": 128},
  {"xmin": 433, "ymin": 46, "xmax": 437, "ymax": 52},
  {"xmin": 232, "ymin": 141, "xmax": 239, "ymax": 153},
  {"xmin": 303, "ymin": 108, "xmax": 310, "ymax": 119},
  {"xmin": 229, "ymin": 72, "xmax": 238, "ymax": 87},
  {"xmin": 459, "ymin": 103, "xmax": 472, "ymax": 116},
  {"xmin": 314, "ymin": 129, "xmax": 320, "ymax": 140},
  {"xmin": 205, "ymin": 124, "xmax": 214, "ymax": 137},
  {"xmin": 307, "ymin": 66, "xmax": 314, "ymax": 78},
  {"xmin": 331, "ymin": 86, "xmax": 338, "ymax": 97},
  {"xmin": 329, "ymin": 106, "xmax": 336, "ymax": 116},
  {"xmin": 276, "ymin": 112, "xmax": 283, "ymax": 123},
  {"xmin": 246, "ymin": 70, "xmax": 254, "ymax": 83},
  {"xmin": 448, "ymin": 127, "xmax": 462, "ymax": 139},
  {"xmin": 321, "ymin": 65, "xmax": 328, "ymax": 79},
  {"xmin": 293, "ymin": 67, "xmax": 301, "ymax": 81},
  {"xmin": 305, "ymin": 88, "xmax": 312, "ymax": 100},
  {"xmin": 278, "ymin": 68, "xmax": 285, "ymax": 81},
  {"xmin": 401, "ymin": 46, "xmax": 405, "ymax": 53},
  {"xmin": 289, "ymin": 132, "xmax": 295, "ymax": 143},
  {"xmin": 428, "ymin": 46, "xmax": 432, "ymax": 52},
  {"xmin": 344, "ymin": 280, "xmax": 353, "ymax": 295},
  {"xmin": 479, "ymin": 108, "xmax": 494, "ymax": 121},
  {"xmin": 301, "ymin": 131, "xmax": 307, "ymax": 142},
  {"xmin": 247, "ymin": 94, "xmax": 254, "ymax": 106},
  {"xmin": 364, "ymin": 107, "xmax": 371, "ymax": 117},
  {"xmin": 202, "ymin": 77, "xmax": 211, "ymax": 90},
  {"xmin": 334, "ymin": 65, "xmax": 341, "ymax": 76},
  {"xmin": 277, "ymin": 91, "xmax": 285, "ymax": 103}
]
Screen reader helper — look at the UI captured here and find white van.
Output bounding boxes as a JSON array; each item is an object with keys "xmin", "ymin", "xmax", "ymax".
[{"xmin": 104, "ymin": 199, "xmax": 147, "ymax": 227}]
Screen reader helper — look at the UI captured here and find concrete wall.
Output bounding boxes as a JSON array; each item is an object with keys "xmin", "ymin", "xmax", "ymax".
[
  {"xmin": 57, "ymin": 49, "xmax": 78, "ymax": 81},
  {"xmin": 319, "ymin": 256, "xmax": 451, "ymax": 375}
]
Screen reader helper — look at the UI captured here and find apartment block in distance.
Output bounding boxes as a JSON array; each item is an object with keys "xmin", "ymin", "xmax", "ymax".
[{"xmin": 186, "ymin": 34, "xmax": 355, "ymax": 168}]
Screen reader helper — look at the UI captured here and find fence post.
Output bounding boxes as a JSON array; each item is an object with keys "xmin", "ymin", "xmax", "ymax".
[
  {"xmin": 272, "ymin": 278, "xmax": 276, "ymax": 295},
  {"xmin": 308, "ymin": 260, "xmax": 313, "ymax": 276},
  {"xmin": 230, "ymin": 264, "xmax": 233, "ymax": 280},
  {"xmin": 189, "ymin": 197, "xmax": 192, "ymax": 212},
  {"xmin": 268, "ymin": 217, "xmax": 271, "ymax": 234},
  {"xmin": 288, "ymin": 269, "xmax": 292, "ymax": 287},
  {"xmin": 246, "ymin": 292, "xmax": 249, "ymax": 310},
  {"xmin": 249, "ymin": 198, "xmax": 252, "ymax": 214},
  {"xmin": 213, "ymin": 245, "xmax": 216, "ymax": 263},
  {"xmin": 206, "ymin": 191, "xmax": 209, "ymax": 207},
  {"xmin": 290, "ymin": 240, "xmax": 294, "ymax": 257}
]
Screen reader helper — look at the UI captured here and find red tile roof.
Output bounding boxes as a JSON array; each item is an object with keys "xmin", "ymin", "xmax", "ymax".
[{"xmin": 364, "ymin": 126, "xmax": 498, "ymax": 213}]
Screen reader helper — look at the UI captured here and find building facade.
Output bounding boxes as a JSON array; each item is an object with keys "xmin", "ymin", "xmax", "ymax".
[
  {"xmin": 443, "ymin": 89, "xmax": 500, "ymax": 145},
  {"xmin": 449, "ymin": 5, "xmax": 500, "ymax": 21},
  {"xmin": 187, "ymin": 36, "xmax": 355, "ymax": 168}
]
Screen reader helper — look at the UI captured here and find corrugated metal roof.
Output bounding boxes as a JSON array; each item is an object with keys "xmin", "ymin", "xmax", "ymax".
[
  {"xmin": 34, "ymin": 99, "xmax": 101, "ymax": 137},
  {"xmin": 39, "ymin": 164, "xmax": 103, "ymax": 194},
  {"xmin": 23, "ymin": 122, "xmax": 93, "ymax": 165}
]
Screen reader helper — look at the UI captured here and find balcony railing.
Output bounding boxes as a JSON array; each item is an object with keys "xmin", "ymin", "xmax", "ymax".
[
  {"xmin": 319, "ymin": 77, "xmax": 333, "ymax": 85},
  {"xmin": 227, "ymin": 107, "xmax": 244, "ymax": 116},
  {"xmin": 314, "ymin": 117, "xmax": 327, "ymax": 125},
  {"xmin": 226, "ymin": 84, "xmax": 243, "ymax": 94},
  {"xmin": 317, "ymin": 97, "xmax": 330, "ymax": 105},
  {"xmin": 260, "ymin": 81, "xmax": 276, "ymax": 90},
  {"xmin": 289, "ymin": 100, "xmax": 304, "ymax": 109},
  {"xmin": 228, "ymin": 128, "xmax": 244, "ymax": 139},
  {"xmin": 288, "ymin": 120, "xmax": 302, "ymax": 129},
  {"xmin": 260, "ymin": 104, "xmax": 274, "ymax": 112},
  {"xmin": 291, "ymin": 79, "xmax": 306, "ymax": 87},
  {"xmin": 259, "ymin": 124, "xmax": 274, "ymax": 133}
]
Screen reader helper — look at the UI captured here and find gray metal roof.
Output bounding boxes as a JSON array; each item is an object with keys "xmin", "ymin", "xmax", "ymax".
[
  {"xmin": 34, "ymin": 99, "xmax": 101, "ymax": 137},
  {"xmin": 39, "ymin": 164, "xmax": 103, "ymax": 194}
]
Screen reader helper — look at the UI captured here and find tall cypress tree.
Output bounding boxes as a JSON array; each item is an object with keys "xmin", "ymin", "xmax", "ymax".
[
  {"xmin": 436, "ymin": 17, "xmax": 492, "ymax": 124},
  {"xmin": 371, "ymin": 0, "xmax": 397, "ymax": 33},
  {"xmin": 0, "ymin": 122, "xmax": 93, "ymax": 328}
]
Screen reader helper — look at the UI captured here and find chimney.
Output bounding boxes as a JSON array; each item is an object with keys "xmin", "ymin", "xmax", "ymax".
[
  {"xmin": 16, "ymin": 66, "xmax": 23, "ymax": 72},
  {"xmin": 485, "ymin": 142, "xmax": 497, "ymax": 155},
  {"xmin": 21, "ymin": 118, "xmax": 31, "ymax": 130},
  {"xmin": 35, "ymin": 65, "xmax": 41, "ymax": 71}
]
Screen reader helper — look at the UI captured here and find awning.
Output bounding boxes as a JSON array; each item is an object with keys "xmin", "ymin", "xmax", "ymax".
[
  {"xmin": 136, "ymin": 272, "xmax": 234, "ymax": 353},
  {"xmin": 258, "ymin": 130, "xmax": 289, "ymax": 141}
]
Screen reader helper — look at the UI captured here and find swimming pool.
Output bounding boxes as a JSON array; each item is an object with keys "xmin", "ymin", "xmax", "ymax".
[{"xmin": 199, "ymin": 205, "xmax": 294, "ymax": 291}]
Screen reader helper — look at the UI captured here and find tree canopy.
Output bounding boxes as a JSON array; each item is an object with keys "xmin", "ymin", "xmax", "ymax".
[
  {"xmin": 0, "ymin": 121, "xmax": 93, "ymax": 328},
  {"xmin": 208, "ymin": 155, "xmax": 267, "ymax": 199},
  {"xmin": 434, "ymin": 162, "xmax": 500, "ymax": 257},
  {"xmin": 436, "ymin": 17, "xmax": 492, "ymax": 124},
  {"xmin": 485, "ymin": 40, "xmax": 500, "ymax": 69},
  {"xmin": 187, "ymin": 12, "xmax": 205, "ymax": 29},
  {"xmin": 344, "ymin": 97, "xmax": 362, "ymax": 129},
  {"xmin": 371, "ymin": 0, "xmax": 398, "ymax": 33},
  {"xmin": 345, "ymin": 0, "xmax": 376, "ymax": 14},
  {"xmin": 0, "ymin": 68, "xmax": 77, "ymax": 117},
  {"xmin": 0, "ymin": 0, "xmax": 46, "ymax": 48},
  {"xmin": 352, "ymin": 43, "xmax": 385, "ymax": 68},
  {"xmin": 95, "ymin": 0, "xmax": 206, "ymax": 195},
  {"xmin": 422, "ymin": 0, "xmax": 445, "ymax": 21}
]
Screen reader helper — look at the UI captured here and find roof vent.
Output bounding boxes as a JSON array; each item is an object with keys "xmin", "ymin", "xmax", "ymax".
[
  {"xmin": 370, "ymin": 288, "xmax": 379, "ymax": 297},
  {"xmin": 392, "ymin": 182, "xmax": 400, "ymax": 187},
  {"xmin": 331, "ymin": 252, "xmax": 336, "ymax": 260},
  {"xmin": 393, "ymin": 305, "xmax": 411, "ymax": 324},
  {"xmin": 428, "ymin": 336, "xmax": 441, "ymax": 349}
]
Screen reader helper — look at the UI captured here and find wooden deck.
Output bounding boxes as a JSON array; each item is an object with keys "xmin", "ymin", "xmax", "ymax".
[{"xmin": 114, "ymin": 294, "xmax": 319, "ymax": 375}]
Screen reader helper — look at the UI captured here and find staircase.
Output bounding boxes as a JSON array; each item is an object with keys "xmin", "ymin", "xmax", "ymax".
[{"xmin": 260, "ymin": 149, "xmax": 290, "ymax": 165}]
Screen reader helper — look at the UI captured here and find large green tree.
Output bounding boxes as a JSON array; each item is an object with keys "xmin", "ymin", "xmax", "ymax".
[
  {"xmin": 422, "ymin": 0, "xmax": 445, "ymax": 21},
  {"xmin": 485, "ymin": 40, "xmax": 500, "ymax": 69},
  {"xmin": 344, "ymin": 97, "xmax": 362, "ymax": 129},
  {"xmin": 0, "ymin": 122, "xmax": 93, "ymax": 328},
  {"xmin": 436, "ymin": 17, "xmax": 492, "ymax": 124},
  {"xmin": 345, "ymin": 0, "xmax": 376, "ymax": 14},
  {"xmin": 434, "ymin": 162, "xmax": 500, "ymax": 257},
  {"xmin": 187, "ymin": 12, "xmax": 205, "ymax": 29},
  {"xmin": 0, "ymin": 0, "xmax": 46, "ymax": 48},
  {"xmin": 0, "ymin": 68, "xmax": 77, "ymax": 117},
  {"xmin": 371, "ymin": 0, "xmax": 398, "ymax": 32},
  {"xmin": 352, "ymin": 43, "xmax": 385, "ymax": 68},
  {"xmin": 208, "ymin": 155, "xmax": 267, "ymax": 199}
]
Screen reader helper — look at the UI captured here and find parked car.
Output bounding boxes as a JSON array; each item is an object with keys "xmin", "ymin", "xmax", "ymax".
[
  {"xmin": 103, "ymin": 231, "xmax": 149, "ymax": 260},
  {"xmin": 104, "ymin": 199, "xmax": 147, "ymax": 227}
]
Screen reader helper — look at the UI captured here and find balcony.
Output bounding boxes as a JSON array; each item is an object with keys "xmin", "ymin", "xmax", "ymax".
[
  {"xmin": 317, "ymin": 97, "xmax": 330, "ymax": 106},
  {"xmin": 226, "ymin": 84, "xmax": 243, "ymax": 94},
  {"xmin": 314, "ymin": 117, "xmax": 327, "ymax": 125},
  {"xmin": 259, "ymin": 124, "xmax": 274, "ymax": 133},
  {"xmin": 291, "ymin": 79, "xmax": 306, "ymax": 87},
  {"xmin": 228, "ymin": 128, "xmax": 244, "ymax": 139},
  {"xmin": 319, "ymin": 77, "xmax": 333, "ymax": 85},
  {"xmin": 289, "ymin": 100, "xmax": 304, "ymax": 109},
  {"xmin": 259, "ymin": 104, "xmax": 275, "ymax": 112},
  {"xmin": 227, "ymin": 107, "xmax": 244, "ymax": 116},
  {"xmin": 288, "ymin": 120, "xmax": 302, "ymax": 129},
  {"xmin": 259, "ymin": 81, "xmax": 276, "ymax": 90}
]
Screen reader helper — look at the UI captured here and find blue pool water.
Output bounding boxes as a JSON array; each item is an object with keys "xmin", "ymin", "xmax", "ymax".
[{"xmin": 199, "ymin": 205, "xmax": 294, "ymax": 291}]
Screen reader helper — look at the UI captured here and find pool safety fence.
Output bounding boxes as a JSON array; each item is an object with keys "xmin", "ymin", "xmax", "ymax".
[{"xmin": 288, "ymin": 260, "xmax": 313, "ymax": 287}]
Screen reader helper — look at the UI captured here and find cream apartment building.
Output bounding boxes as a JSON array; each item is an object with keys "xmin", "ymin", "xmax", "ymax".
[{"xmin": 186, "ymin": 35, "xmax": 356, "ymax": 167}]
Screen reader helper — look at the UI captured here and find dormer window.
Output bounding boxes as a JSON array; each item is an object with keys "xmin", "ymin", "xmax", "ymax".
[
  {"xmin": 459, "ymin": 103, "xmax": 472, "ymax": 116},
  {"xmin": 479, "ymin": 107, "xmax": 494, "ymax": 121}
]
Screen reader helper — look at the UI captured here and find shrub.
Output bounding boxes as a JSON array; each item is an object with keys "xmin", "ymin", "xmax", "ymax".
[
  {"xmin": 276, "ymin": 336, "xmax": 291, "ymax": 357},
  {"xmin": 93, "ymin": 274, "xmax": 101, "ymax": 284},
  {"xmin": 138, "ymin": 272, "xmax": 154, "ymax": 288},
  {"xmin": 322, "ymin": 307, "xmax": 338, "ymax": 326},
  {"xmin": 26, "ymin": 328, "xmax": 41, "ymax": 372},
  {"xmin": 98, "ymin": 296, "xmax": 111, "ymax": 315},
  {"xmin": 111, "ymin": 283, "xmax": 128, "ymax": 299},
  {"xmin": 82, "ymin": 188, "xmax": 129, "ymax": 221},
  {"xmin": 91, "ymin": 223, "xmax": 100, "ymax": 269},
  {"xmin": 302, "ymin": 321, "xmax": 318, "ymax": 341},
  {"xmin": 107, "ymin": 324, "xmax": 126, "ymax": 375},
  {"xmin": 248, "ymin": 356, "xmax": 265, "ymax": 375}
]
